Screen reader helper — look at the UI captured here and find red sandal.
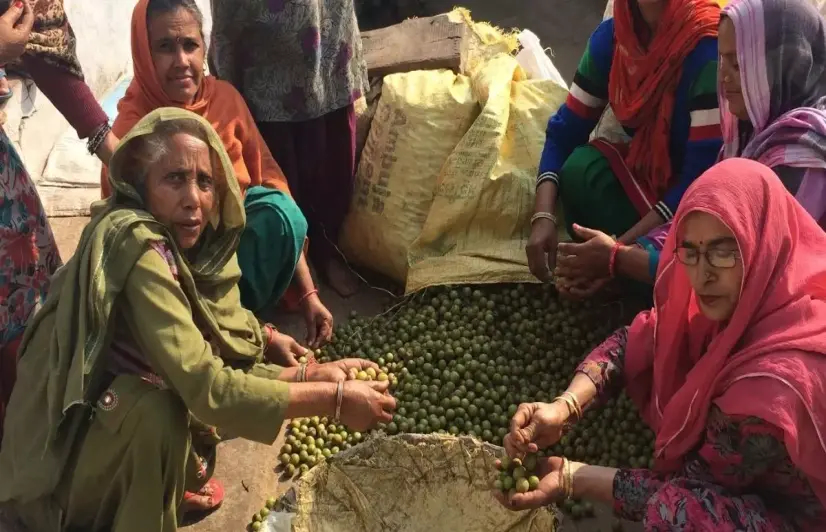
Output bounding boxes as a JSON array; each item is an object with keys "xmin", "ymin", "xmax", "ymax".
[{"xmin": 182, "ymin": 478, "xmax": 225, "ymax": 515}]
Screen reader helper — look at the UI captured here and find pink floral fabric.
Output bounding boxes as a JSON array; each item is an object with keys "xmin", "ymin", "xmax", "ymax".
[
  {"xmin": 578, "ymin": 328, "xmax": 824, "ymax": 530},
  {"xmin": 0, "ymin": 131, "xmax": 60, "ymax": 350}
]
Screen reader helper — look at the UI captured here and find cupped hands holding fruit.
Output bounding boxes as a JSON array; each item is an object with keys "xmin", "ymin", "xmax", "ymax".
[
  {"xmin": 496, "ymin": 384, "xmax": 621, "ymax": 517},
  {"xmin": 283, "ymin": 357, "xmax": 397, "ymax": 433}
]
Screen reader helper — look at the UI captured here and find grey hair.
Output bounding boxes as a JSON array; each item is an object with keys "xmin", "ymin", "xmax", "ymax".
[
  {"xmin": 120, "ymin": 118, "xmax": 214, "ymax": 199},
  {"xmin": 147, "ymin": 0, "xmax": 205, "ymax": 38}
]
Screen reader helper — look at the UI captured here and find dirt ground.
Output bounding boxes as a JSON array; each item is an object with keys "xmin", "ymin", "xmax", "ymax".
[{"xmin": 40, "ymin": 1, "xmax": 644, "ymax": 530}]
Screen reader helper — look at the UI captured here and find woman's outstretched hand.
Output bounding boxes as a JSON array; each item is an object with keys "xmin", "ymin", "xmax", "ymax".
[
  {"xmin": 494, "ymin": 456, "xmax": 565, "ymax": 510},
  {"xmin": 526, "ymin": 218, "xmax": 559, "ymax": 283},
  {"xmin": 556, "ymin": 224, "xmax": 616, "ymax": 281},
  {"xmin": 504, "ymin": 401, "xmax": 571, "ymax": 457},
  {"xmin": 339, "ymin": 380, "xmax": 396, "ymax": 432},
  {"xmin": 555, "ymin": 275, "xmax": 611, "ymax": 300},
  {"xmin": 301, "ymin": 293, "xmax": 333, "ymax": 348},
  {"xmin": 309, "ymin": 359, "xmax": 380, "ymax": 383},
  {"xmin": 266, "ymin": 329, "xmax": 305, "ymax": 367}
]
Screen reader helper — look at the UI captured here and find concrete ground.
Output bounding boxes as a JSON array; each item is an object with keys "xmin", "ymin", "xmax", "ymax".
[{"xmin": 42, "ymin": 1, "xmax": 640, "ymax": 531}]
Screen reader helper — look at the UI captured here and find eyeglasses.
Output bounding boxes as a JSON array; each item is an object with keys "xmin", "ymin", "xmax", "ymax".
[{"xmin": 675, "ymin": 246, "xmax": 740, "ymax": 269}]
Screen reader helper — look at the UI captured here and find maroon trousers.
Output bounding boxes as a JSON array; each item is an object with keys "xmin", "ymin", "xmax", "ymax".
[{"xmin": 256, "ymin": 104, "xmax": 357, "ymax": 266}]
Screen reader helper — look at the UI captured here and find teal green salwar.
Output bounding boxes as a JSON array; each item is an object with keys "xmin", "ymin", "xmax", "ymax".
[
  {"xmin": 558, "ymin": 145, "xmax": 640, "ymax": 239},
  {"xmin": 237, "ymin": 186, "xmax": 308, "ymax": 313}
]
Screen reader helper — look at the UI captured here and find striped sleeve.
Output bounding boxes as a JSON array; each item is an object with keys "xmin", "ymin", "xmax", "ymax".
[
  {"xmin": 658, "ymin": 57, "xmax": 723, "ymax": 220},
  {"xmin": 538, "ymin": 19, "xmax": 613, "ymax": 188}
]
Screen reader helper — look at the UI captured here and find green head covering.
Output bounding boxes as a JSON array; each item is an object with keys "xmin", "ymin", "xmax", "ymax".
[{"xmin": 0, "ymin": 108, "xmax": 265, "ymax": 503}]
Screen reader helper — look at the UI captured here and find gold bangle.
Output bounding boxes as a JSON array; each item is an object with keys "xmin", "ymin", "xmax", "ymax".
[
  {"xmin": 565, "ymin": 458, "xmax": 574, "ymax": 499},
  {"xmin": 334, "ymin": 381, "xmax": 344, "ymax": 423},
  {"xmin": 531, "ymin": 212, "xmax": 558, "ymax": 226},
  {"xmin": 561, "ymin": 391, "xmax": 583, "ymax": 420},
  {"xmin": 553, "ymin": 395, "xmax": 580, "ymax": 422}
]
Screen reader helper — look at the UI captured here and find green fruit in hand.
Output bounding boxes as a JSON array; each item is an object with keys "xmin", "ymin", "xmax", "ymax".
[
  {"xmin": 512, "ymin": 466, "xmax": 527, "ymax": 480},
  {"xmin": 502, "ymin": 476, "xmax": 515, "ymax": 491},
  {"xmin": 493, "ymin": 479, "xmax": 503, "ymax": 491},
  {"xmin": 515, "ymin": 477, "xmax": 530, "ymax": 493},
  {"xmin": 251, "ymin": 522, "xmax": 261, "ymax": 531},
  {"xmin": 279, "ymin": 453, "xmax": 290, "ymax": 465},
  {"xmin": 571, "ymin": 504, "xmax": 584, "ymax": 520},
  {"xmin": 266, "ymin": 497, "xmax": 277, "ymax": 509},
  {"xmin": 528, "ymin": 475, "xmax": 540, "ymax": 490}
]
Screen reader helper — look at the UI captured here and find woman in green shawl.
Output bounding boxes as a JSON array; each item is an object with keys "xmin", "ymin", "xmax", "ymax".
[{"xmin": 0, "ymin": 108, "xmax": 395, "ymax": 532}]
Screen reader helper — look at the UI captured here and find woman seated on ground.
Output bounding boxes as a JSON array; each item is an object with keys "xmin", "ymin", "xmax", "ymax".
[
  {"xmin": 526, "ymin": 0, "xmax": 723, "ymax": 285},
  {"xmin": 0, "ymin": 110, "xmax": 396, "ymax": 531},
  {"xmin": 499, "ymin": 159, "xmax": 826, "ymax": 529},
  {"xmin": 101, "ymin": 0, "xmax": 333, "ymax": 356},
  {"xmin": 555, "ymin": 0, "xmax": 826, "ymax": 297}
]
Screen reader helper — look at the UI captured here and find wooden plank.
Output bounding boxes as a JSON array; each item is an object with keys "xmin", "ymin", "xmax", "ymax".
[{"xmin": 360, "ymin": 14, "xmax": 467, "ymax": 77}]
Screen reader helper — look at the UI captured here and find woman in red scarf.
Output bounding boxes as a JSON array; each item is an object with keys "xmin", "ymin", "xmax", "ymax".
[
  {"xmin": 500, "ymin": 159, "xmax": 826, "ymax": 529},
  {"xmin": 527, "ymin": 0, "xmax": 723, "ymax": 289}
]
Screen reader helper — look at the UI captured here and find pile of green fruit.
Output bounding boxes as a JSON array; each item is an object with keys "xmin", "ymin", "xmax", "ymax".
[
  {"xmin": 277, "ymin": 283, "xmax": 653, "ymax": 518},
  {"xmin": 278, "ymin": 416, "xmax": 365, "ymax": 478},
  {"xmin": 247, "ymin": 496, "xmax": 276, "ymax": 531}
]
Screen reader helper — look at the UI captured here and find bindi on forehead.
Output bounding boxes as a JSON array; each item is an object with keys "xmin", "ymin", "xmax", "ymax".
[{"xmin": 681, "ymin": 236, "xmax": 737, "ymax": 248}]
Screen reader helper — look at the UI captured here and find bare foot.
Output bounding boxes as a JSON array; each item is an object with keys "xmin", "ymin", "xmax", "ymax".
[{"xmin": 325, "ymin": 257, "xmax": 360, "ymax": 298}]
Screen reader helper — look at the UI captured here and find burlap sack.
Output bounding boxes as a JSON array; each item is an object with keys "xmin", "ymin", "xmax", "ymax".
[{"xmin": 275, "ymin": 434, "xmax": 557, "ymax": 532}]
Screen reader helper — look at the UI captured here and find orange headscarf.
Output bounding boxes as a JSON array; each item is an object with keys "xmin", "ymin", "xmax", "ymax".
[
  {"xmin": 100, "ymin": 0, "xmax": 290, "ymax": 199},
  {"xmin": 610, "ymin": 0, "xmax": 721, "ymax": 201}
]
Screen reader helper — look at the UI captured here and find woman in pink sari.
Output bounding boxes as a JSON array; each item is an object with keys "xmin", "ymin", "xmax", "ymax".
[{"xmin": 498, "ymin": 159, "xmax": 826, "ymax": 529}]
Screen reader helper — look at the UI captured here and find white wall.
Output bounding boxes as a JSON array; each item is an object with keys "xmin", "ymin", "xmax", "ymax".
[{"xmin": 4, "ymin": 0, "xmax": 212, "ymax": 216}]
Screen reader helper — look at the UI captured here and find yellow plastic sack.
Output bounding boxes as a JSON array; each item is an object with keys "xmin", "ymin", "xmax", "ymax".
[
  {"xmin": 340, "ymin": 70, "xmax": 478, "ymax": 283},
  {"xmin": 405, "ymin": 54, "xmax": 567, "ymax": 293}
]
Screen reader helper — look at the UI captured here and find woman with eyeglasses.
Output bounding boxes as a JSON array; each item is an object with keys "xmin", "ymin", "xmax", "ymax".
[{"xmin": 496, "ymin": 158, "xmax": 826, "ymax": 529}]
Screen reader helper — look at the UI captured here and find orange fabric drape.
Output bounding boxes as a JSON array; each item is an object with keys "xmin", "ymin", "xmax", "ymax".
[
  {"xmin": 100, "ymin": 0, "xmax": 289, "ymax": 199},
  {"xmin": 610, "ymin": 0, "xmax": 721, "ymax": 200}
]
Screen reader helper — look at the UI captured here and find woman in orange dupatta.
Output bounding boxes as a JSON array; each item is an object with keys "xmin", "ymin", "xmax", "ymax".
[{"xmin": 100, "ymin": 0, "xmax": 333, "ymax": 356}]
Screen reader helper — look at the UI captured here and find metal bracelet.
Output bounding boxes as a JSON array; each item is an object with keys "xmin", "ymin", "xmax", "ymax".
[
  {"xmin": 530, "ymin": 211, "xmax": 558, "ymax": 226},
  {"xmin": 561, "ymin": 391, "xmax": 583, "ymax": 420},
  {"xmin": 298, "ymin": 363, "xmax": 308, "ymax": 383},
  {"xmin": 334, "ymin": 381, "xmax": 344, "ymax": 423},
  {"xmin": 87, "ymin": 122, "xmax": 111, "ymax": 155}
]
